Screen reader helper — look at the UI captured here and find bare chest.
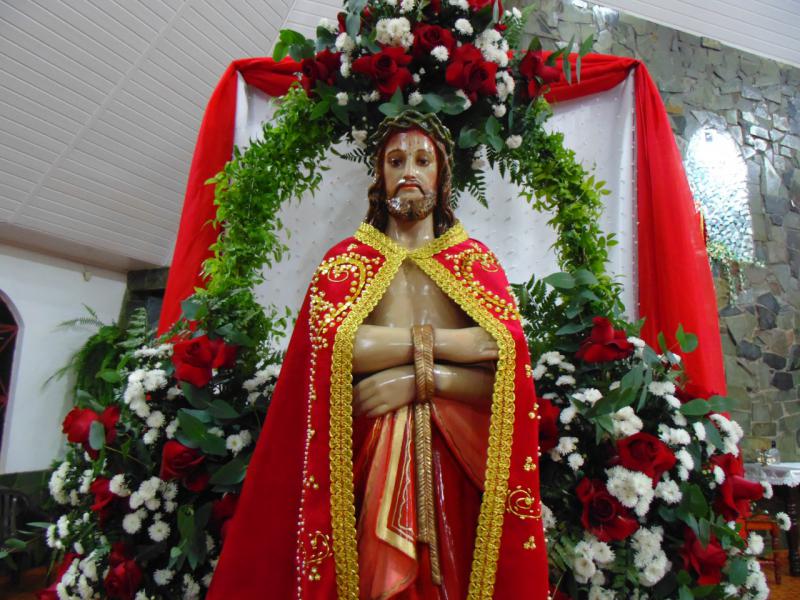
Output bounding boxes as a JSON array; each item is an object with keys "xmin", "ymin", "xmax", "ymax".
[{"xmin": 364, "ymin": 260, "xmax": 472, "ymax": 328}]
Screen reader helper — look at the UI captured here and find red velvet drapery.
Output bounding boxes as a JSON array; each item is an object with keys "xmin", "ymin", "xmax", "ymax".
[{"xmin": 158, "ymin": 52, "xmax": 725, "ymax": 399}]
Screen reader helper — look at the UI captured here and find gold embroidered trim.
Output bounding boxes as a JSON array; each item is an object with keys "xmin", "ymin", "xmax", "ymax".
[
  {"xmin": 411, "ymin": 257, "xmax": 517, "ymax": 600},
  {"xmin": 355, "ymin": 221, "xmax": 467, "ymax": 259},
  {"xmin": 505, "ymin": 486, "xmax": 543, "ymax": 521},
  {"xmin": 329, "ymin": 247, "xmax": 405, "ymax": 600}
]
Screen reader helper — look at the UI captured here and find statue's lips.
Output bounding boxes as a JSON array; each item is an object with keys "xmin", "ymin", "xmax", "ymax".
[{"xmin": 396, "ymin": 183, "xmax": 423, "ymax": 192}]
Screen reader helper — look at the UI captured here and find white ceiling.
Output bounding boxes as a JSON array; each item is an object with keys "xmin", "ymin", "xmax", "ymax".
[{"xmin": 0, "ymin": 0, "xmax": 797, "ymax": 271}]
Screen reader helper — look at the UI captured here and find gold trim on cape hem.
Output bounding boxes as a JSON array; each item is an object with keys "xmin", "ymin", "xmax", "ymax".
[{"xmin": 329, "ymin": 221, "xmax": 515, "ymax": 600}]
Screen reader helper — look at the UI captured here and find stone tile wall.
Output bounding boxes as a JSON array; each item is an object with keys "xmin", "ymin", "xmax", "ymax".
[{"xmin": 512, "ymin": 0, "xmax": 800, "ymax": 459}]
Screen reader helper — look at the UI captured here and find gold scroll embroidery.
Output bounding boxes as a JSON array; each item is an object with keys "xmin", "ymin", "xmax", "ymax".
[
  {"xmin": 302, "ymin": 530, "xmax": 333, "ymax": 581},
  {"xmin": 505, "ymin": 486, "xmax": 543, "ymax": 521}
]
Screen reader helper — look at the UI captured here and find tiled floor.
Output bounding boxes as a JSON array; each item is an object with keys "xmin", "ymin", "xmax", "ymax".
[{"xmin": 2, "ymin": 562, "xmax": 800, "ymax": 598}]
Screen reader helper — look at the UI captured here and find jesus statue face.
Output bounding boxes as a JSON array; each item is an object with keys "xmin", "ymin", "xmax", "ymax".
[{"xmin": 382, "ymin": 129, "xmax": 439, "ymax": 222}]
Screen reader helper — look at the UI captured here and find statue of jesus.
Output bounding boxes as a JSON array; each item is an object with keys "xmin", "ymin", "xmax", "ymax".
[{"xmin": 208, "ymin": 111, "xmax": 549, "ymax": 600}]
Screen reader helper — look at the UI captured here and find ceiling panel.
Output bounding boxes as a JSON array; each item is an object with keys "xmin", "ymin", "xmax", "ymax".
[{"xmin": 1, "ymin": 0, "xmax": 797, "ymax": 271}]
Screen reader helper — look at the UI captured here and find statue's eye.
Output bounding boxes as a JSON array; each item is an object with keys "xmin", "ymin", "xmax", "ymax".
[
  {"xmin": 417, "ymin": 157, "xmax": 430, "ymax": 166},
  {"xmin": 389, "ymin": 157, "xmax": 403, "ymax": 167}
]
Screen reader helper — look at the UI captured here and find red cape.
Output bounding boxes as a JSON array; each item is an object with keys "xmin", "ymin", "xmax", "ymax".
[{"xmin": 208, "ymin": 222, "xmax": 549, "ymax": 599}]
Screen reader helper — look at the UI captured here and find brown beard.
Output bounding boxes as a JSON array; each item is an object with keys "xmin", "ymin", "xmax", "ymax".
[{"xmin": 385, "ymin": 189, "xmax": 437, "ymax": 221}]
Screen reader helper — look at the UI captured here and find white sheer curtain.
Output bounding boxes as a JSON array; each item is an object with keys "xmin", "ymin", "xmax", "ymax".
[{"xmin": 234, "ymin": 74, "xmax": 637, "ymax": 333}]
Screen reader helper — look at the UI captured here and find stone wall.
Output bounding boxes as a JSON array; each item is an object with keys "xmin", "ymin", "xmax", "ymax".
[{"xmin": 512, "ymin": 0, "xmax": 800, "ymax": 459}]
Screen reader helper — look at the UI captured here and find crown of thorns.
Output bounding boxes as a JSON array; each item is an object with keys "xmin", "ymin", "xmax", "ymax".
[{"xmin": 369, "ymin": 110, "xmax": 455, "ymax": 172}]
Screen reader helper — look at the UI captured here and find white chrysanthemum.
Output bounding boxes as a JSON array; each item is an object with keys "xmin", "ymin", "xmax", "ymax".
[
  {"xmin": 139, "ymin": 476, "xmax": 162, "ymax": 501},
  {"xmin": 49, "ymin": 461, "xmax": 71, "ymax": 505},
  {"xmin": 567, "ymin": 453, "xmax": 585, "ymax": 472},
  {"xmin": 143, "ymin": 428, "xmax": 158, "ymax": 445},
  {"xmin": 129, "ymin": 491, "xmax": 144, "ymax": 510},
  {"xmin": 183, "ymin": 573, "xmax": 201, "ymax": 600},
  {"xmin": 454, "ymin": 18, "xmax": 473, "ymax": 36},
  {"xmin": 363, "ymin": 90, "xmax": 381, "ymax": 102},
  {"xmin": 640, "ymin": 553, "xmax": 669, "ymax": 586},
  {"xmin": 149, "ymin": 520, "xmax": 171, "ymax": 543},
  {"xmin": 399, "ymin": 0, "xmax": 415, "ymax": 13},
  {"xmin": 560, "ymin": 405, "xmax": 577, "ymax": 425},
  {"xmin": 655, "ymin": 479, "xmax": 682, "ymax": 504},
  {"xmin": 122, "ymin": 511, "xmax": 143, "ymax": 534},
  {"xmin": 560, "ymin": 361, "xmax": 576, "ymax": 373},
  {"xmin": 590, "ymin": 538, "xmax": 615, "ymax": 564},
  {"xmin": 335, "ymin": 32, "xmax": 355, "ymax": 54},
  {"xmin": 573, "ymin": 554, "xmax": 596, "ymax": 583},
  {"xmin": 375, "ymin": 17, "xmax": 412, "ymax": 47},
  {"xmin": 746, "ymin": 532, "xmax": 765, "ymax": 555},
  {"xmin": 541, "ymin": 502, "xmax": 556, "ymax": 531},
  {"xmin": 713, "ymin": 465, "xmax": 726, "ymax": 484},
  {"xmin": 431, "ymin": 45, "xmax": 449, "ymax": 62},
  {"xmin": 335, "ymin": 91, "xmax": 349, "ymax": 106},
  {"xmin": 78, "ymin": 468, "xmax": 93, "ymax": 495},
  {"xmin": 539, "ymin": 351, "xmax": 564, "ymax": 365},
  {"xmin": 165, "ymin": 419, "xmax": 178, "ymax": 439},
  {"xmin": 606, "ymin": 466, "xmax": 654, "ymax": 516},
  {"xmin": 492, "ymin": 104, "xmax": 507, "ymax": 118},
  {"xmin": 130, "ymin": 397, "xmax": 150, "ymax": 418},
  {"xmin": 692, "ymin": 421, "xmax": 706, "ymax": 441},
  {"xmin": 675, "ymin": 448, "xmax": 694, "ymax": 470},
  {"xmin": 80, "ymin": 555, "xmax": 98, "ymax": 581},
  {"xmin": 554, "ymin": 436, "xmax": 578, "ymax": 456},
  {"xmin": 664, "ymin": 394, "xmax": 682, "ymax": 409},
  {"xmin": 226, "ymin": 433, "xmax": 245, "ymax": 456},
  {"xmin": 512, "ymin": 6, "xmax": 522, "ymax": 18},
  {"xmin": 143, "ymin": 369, "xmax": 168, "ymax": 392},
  {"xmin": 505, "ymin": 135, "xmax": 522, "ymax": 149},
  {"xmin": 351, "ymin": 127, "xmax": 368, "ymax": 147},
  {"xmin": 109, "ymin": 474, "xmax": 131, "ymax": 497},
  {"xmin": 532, "ymin": 364, "xmax": 547, "ymax": 380},
  {"xmin": 56, "ymin": 514, "xmax": 69, "ymax": 538},
  {"xmin": 672, "ymin": 412, "xmax": 688, "ymax": 427},
  {"xmin": 154, "ymin": 569, "xmax": 175, "ymax": 586},
  {"xmin": 776, "ymin": 512, "xmax": 791, "ymax": 531},
  {"xmin": 556, "ymin": 375, "xmax": 576, "ymax": 387},
  {"xmin": 448, "ymin": 0, "xmax": 469, "ymax": 9},
  {"xmin": 660, "ymin": 426, "xmax": 691, "ymax": 446},
  {"xmin": 146, "ymin": 411, "xmax": 165, "ymax": 429},
  {"xmin": 584, "ymin": 388, "xmax": 603, "ymax": 404},
  {"xmin": 408, "ymin": 91, "xmax": 423, "ymax": 106},
  {"xmin": 612, "ymin": 406, "xmax": 643, "ymax": 438},
  {"xmin": 648, "ymin": 380, "xmax": 676, "ymax": 397},
  {"xmin": 166, "ymin": 386, "xmax": 181, "ymax": 400},
  {"xmin": 124, "ymin": 380, "xmax": 145, "ymax": 406},
  {"xmin": 45, "ymin": 525, "xmax": 57, "ymax": 548},
  {"xmin": 588, "ymin": 586, "xmax": 615, "ymax": 600},
  {"xmin": 626, "ymin": 336, "xmax": 645, "ymax": 348},
  {"xmin": 761, "ymin": 480, "xmax": 773, "ymax": 499},
  {"xmin": 145, "ymin": 497, "xmax": 161, "ymax": 511},
  {"xmin": 677, "ymin": 466, "xmax": 690, "ymax": 481}
]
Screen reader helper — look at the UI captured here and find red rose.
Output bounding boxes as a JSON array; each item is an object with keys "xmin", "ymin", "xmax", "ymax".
[
  {"xmin": 160, "ymin": 440, "xmax": 208, "ymax": 491},
  {"xmin": 172, "ymin": 335, "xmax": 237, "ymax": 388},
  {"xmin": 710, "ymin": 453, "xmax": 764, "ymax": 520},
  {"xmin": 616, "ymin": 432, "xmax": 677, "ymax": 483},
  {"xmin": 537, "ymin": 398, "xmax": 561, "ymax": 453},
  {"xmin": 519, "ymin": 50, "xmax": 562, "ymax": 97},
  {"xmin": 680, "ymin": 528, "xmax": 727, "ymax": 585},
  {"xmin": 62, "ymin": 405, "xmax": 120, "ymax": 458},
  {"xmin": 90, "ymin": 477, "xmax": 120, "ymax": 524},
  {"xmin": 412, "ymin": 24, "xmax": 455, "ymax": 58},
  {"xmin": 104, "ymin": 556, "xmax": 142, "ymax": 600},
  {"xmin": 212, "ymin": 492, "xmax": 240, "ymax": 540},
  {"xmin": 300, "ymin": 49, "xmax": 341, "ymax": 95},
  {"xmin": 576, "ymin": 478, "xmax": 639, "ymax": 542},
  {"xmin": 468, "ymin": 0, "xmax": 494, "ymax": 10},
  {"xmin": 575, "ymin": 317, "xmax": 634, "ymax": 363},
  {"xmin": 445, "ymin": 44, "xmax": 497, "ymax": 102},
  {"xmin": 36, "ymin": 553, "xmax": 79, "ymax": 600},
  {"xmin": 353, "ymin": 47, "xmax": 413, "ymax": 97}
]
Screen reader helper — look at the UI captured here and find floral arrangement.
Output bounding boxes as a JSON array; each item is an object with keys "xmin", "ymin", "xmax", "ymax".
[
  {"xmin": 2, "ymin": 2, "xmax": 778, "ymax": 600},
  {"xmin": 274, "ymin": 0, "xmax": 589, "ymax": 205},
  {"xmin": 514, "ymin": 271, "xmax": 789, "ymax": 600}
]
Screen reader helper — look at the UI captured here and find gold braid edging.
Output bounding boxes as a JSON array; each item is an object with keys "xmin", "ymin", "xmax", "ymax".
[
  {"xmin": 412, "ymin": 257, "xmax": 517, "ymax": 600},
  {"xmin": 329, "ymin": 249, "xmax": 405, "ymax": 599}
]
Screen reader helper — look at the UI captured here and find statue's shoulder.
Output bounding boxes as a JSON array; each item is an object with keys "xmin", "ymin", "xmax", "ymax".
[{"xmin": 316, "ymin": 235, "xmax": 378, "ymax": 264}]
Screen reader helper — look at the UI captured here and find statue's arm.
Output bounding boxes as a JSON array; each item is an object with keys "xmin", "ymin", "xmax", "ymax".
[
  {"xmin": 352, "ymin": 363, "xmax": 494, "ymax": 417},
  {"xmin": 353, "ymin": 325, "xmax": 498, "ymax": 374}
]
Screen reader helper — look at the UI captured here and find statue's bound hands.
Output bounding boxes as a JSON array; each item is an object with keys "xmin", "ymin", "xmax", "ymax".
[
  {"xmin": 353, "ymin": 365, "xmax": 416, "ymax": 418},
  {"xmin": 435, "ymin": 327, "xmax": 498, "ymax": 364}
]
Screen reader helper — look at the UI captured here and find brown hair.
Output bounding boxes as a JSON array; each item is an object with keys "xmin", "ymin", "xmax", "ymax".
[{"xmin": 365, "ymin": 126, "xmax": 455, "ymax": 236}]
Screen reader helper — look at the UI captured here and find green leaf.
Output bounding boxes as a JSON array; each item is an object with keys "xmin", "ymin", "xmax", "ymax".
[
  {"xmin": 728, "ymin": 556, "xmax": 748, "ymax": 585},
  {"xmin": 89, "ymin": 420, "xmax": 106, "ymax": 451},
  {"xmin": 181, "ymin": 409, "xmax": 213, "ymax": 423},
  {"xmin": 210, "ymin": 455, "xmax": 249, "ymax": 485},
  {"xmin": 458, "ymin": 128, "xmax": 481, "ymax": 149},
  {"xmin": 279, "ymin": 29, "xmax": 307, "ymax": 46},
  {"xmin": 579, "ymin": 34, "xmax": 595, "ymax": 56},
  {"xmin": 4, "ymin": 538, "xmax": 25, "ymax": 550},
  {"xmin": 698, "ymin": 518, "xmax": 711, "ymax": 546},
  {"xmin": 678, "ymin": 586, "xmax": 693, "ymax": 600},
  {"xmin": 181, "ymin": 382, "xmax": 211, "ymax": 409},
  {"xmin": 178, "ymin": 410, "xmax": 208, "ymax": 443},
  {"xmin": 215, "ymin": 323, "xmax": 255, "ymax": 347},
  {"xmin": 704, "ymin": 419, "xmax": 725, "ymax": 450},
  {"xmin": 310, "ymin": 100, "xmax": 330, "ymax": 120},
  {"xmin": 345, "ymin": 12, "xmax": 361, "ymax": 39},
  {"xmin": 207, "ymin": 400, "xmax": 239, "ymax": 420},
  {"xmin": 419, "ymin": 93, "xmax": 444, "ymax": 113},
  {"xmin": 97, "ymin": 369, "xmax": 121, "ymax": 383},
  {"xmin": 272, "ymin": 41, "xmax": 288, "ymax": 62},
  {"xmin": 555, "ymin": 322, "xmax": 587, "ymax": 335},
  {"xmin": 441, "ymin": 94, "xmax": 467, "ymax": 115},
  {"xmin": 708, "ymin": 395, "xmax": 732, "ymax": 413},
  {"xmin": 378, "ymin": 101, "xmax": 402, "ymax": 117},
  {"xmin": 680, "ymin": 398, "xmax": 711, "ymax": 416},
  {"xmin": 330, "ymin": 102, "xmax": 350, "ymax": 125},
  {"xmin": 685, "ymin": 483, "xmax": 709, "ymax": 518},
  {"xmin": 177, "ymin": 505, "xmax": 195, "ymax": 541},
  {"xmin": 543, "ymin": 272, "xmax": 575, "ymax": 289},
  {"xmin": 572, "ymin": 269, "xmax": 599, "ymax": 286},
  {"xmin": 528, "ymin": 36, "xmax": 543, "ymax": 53},
  {"xmin": 657, "ymin": 331, "xmax": 669, "ymax": 354},
  {"xmin": 676, "ymin": 324, "xmax": 699, "ymax": 353}
]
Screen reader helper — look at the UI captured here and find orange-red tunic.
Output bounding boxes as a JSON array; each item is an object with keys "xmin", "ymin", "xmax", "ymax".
[{"xmin": 208, "ymin": 222, "xmax": 548, "ymax": 600}]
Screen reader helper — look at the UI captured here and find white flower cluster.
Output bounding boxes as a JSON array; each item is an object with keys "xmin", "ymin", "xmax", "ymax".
[
  {"xmin": 127, "ymin": 476, "xmax": 178, "ymax": 519},
  {"xmin": 132, "ymin": 344, "xmax": 173, "ymax": 359},
  {"xmin": 124, "ymin": 368, "xmax": 168, "ymax": 418},
  {"xmin": 242, "ymin": 363, "xmax": 281, "ymax": 405},
  {"xmin": 776, "ymin": 511, "xmax": 792, "ymax": 531},
  {"xmin": 606, "ymin": 466, "xmax": 654, "ymax": 517},
  {"xmin": 375, "ymin": 17, "xmax": 413, "ymax": 49},
  {"xmin": 647, "ymin": 380, "xmax": 676, "ymax": 398},
  {"xmin": 495, "ymin": 70, "xmax": 515, "ymax": 102},
  {"xmin": 654, "ymin": 478, "xmax": 682, "ymax": 504},
  {"xmin": 226, "ymin": 429, "xmax": 253, "ymax": 456},
  {"xmin": 657, "ymin": 424, "xmax": 691, "ymax": 446},
  {"xmin": 708, "ymin": 413, "xmax": 744, "ymax": 456},
  {"xmin": 447, "ymin": 0, "xmax": 469, "ymax": 10},
  {"xmin": 52, "ymin": 551, "xmax": 102, "ymax": 600},
  {"xmin": 745, "ymin": 532, "xmax": 764, "ymax": 556},
  {"xmin": 612, "ymin": 406, "xmax": 643, "ymax": 438},
  {"xmin": 454, "ymin": 18, "xmax": 473, "ymax": 36},
  {"xmin": 317, "ymin": 17, "xmax": 337, "ymax": 34},
  {"xmin": 49, "ymin": 461, "xmax": 73, "ymax": 505},
  {"xmin": 335, "ymin": 32, "xmax": 356, "ymax": 54},
  {"xmin": 572, "ymin": 388, "xmax": 602, "ymax": 406},
  {"xmin": 631, "ymin": 526, "xmax": 670, "ymax": 586},
  {"xmin": 431, "ymin": 45, "xmax": 449, "ymax": 62},
  {"xmin": 474, "ymin": 28, "xmax": 509, "ymax": 67},
  {"xmin": 572, "ymin": 536, "xmax": 615, "ymax": 584},
  {"xmin": 741, "ymin": 558, "xmax": 769, "ymax": 600}
]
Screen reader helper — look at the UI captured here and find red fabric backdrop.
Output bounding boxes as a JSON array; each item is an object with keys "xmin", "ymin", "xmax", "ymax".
[{"xmin": 158, "ymin": 53, "xmax": 725, "ymax": 399}]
